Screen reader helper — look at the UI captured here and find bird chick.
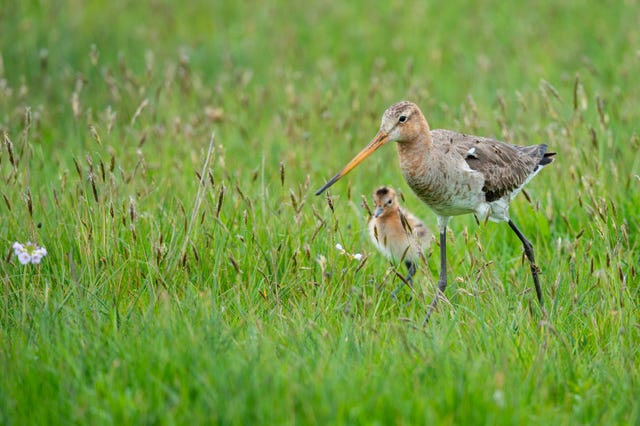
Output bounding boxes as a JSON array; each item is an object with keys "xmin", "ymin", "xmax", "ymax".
[{"xmin": 368, "ymin": 186, "xmax": 433, "ymax": 297}]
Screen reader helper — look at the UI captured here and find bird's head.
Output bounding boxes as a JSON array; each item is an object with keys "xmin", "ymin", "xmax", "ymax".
[
  {"xmin": 315, "ymin": 101, "xmax": 428, "ymax": 195},
  {"xmin": 372, "ymin": 186, "xmax": 399, "ymax": 218},
  {"xmin": 379, "ymin": 101, "xmax": 427, "ymax": 143}
]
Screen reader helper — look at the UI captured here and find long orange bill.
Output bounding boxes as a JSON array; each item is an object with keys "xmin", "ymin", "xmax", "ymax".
[{"xmin": 315, "ymin": 130, "xmax": 390, "ymax": 195}]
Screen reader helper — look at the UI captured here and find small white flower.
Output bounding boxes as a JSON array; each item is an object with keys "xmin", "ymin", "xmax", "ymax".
[
  {"xmin": 12, "ymin": 241, "xmax": 47, "ymax": 265},
  {"xmin": 31, "ymin": 252, "xmax": 44, "ymax": 264},
  {"xmin": 18, "ymin": 252, "xmax": 31, "ymax": 265},
  {"xmin": 335, "ymin": 242, "xmax": 363, "ymax": 261}
]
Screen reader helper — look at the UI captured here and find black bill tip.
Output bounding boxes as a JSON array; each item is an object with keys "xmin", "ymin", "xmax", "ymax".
[{"xmin": 315, "ymin": 173, "xmax": 341, "ymax": 196}]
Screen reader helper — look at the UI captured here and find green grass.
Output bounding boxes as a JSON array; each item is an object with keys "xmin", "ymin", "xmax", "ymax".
[{"xmin": 1, "ymin": 0, "xmax": 639, "ymax": 424}]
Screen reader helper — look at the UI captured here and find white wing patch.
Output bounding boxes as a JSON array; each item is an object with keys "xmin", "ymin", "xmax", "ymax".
[{"xmin": 465, "ymin": 147, "xmax": 478, "ymax": 159}]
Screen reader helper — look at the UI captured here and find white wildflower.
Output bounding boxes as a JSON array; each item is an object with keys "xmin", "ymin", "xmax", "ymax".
[
  {"xmin": 18, "ymin": 251, "xmax": 31, "ymax": 265},
  {"xmin": 12, "ymin": 241, "xmax": 47, "ymax": 265},
  {"xmin": 335, "ymin": 242, "xmax": 363, "ymax": 261}
]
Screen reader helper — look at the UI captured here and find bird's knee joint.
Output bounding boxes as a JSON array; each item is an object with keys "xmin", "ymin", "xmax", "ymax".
[{"xmin": 530, "ymin": 264, "xmax": 541, "ymax": 275}]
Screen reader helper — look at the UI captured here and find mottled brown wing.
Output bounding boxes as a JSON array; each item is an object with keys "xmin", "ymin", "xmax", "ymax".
[{"xmin": 431, "ymin": 130, "xmax": 550, "ymax": 202}]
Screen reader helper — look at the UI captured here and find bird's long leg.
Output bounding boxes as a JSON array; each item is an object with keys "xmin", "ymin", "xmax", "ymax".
[
  {"xmin": 424, "ymin": 225, "xmax": 448, "ymax": 325},
  {"xmin": 391, "ymin": 260, "xmax": 416, "ymax": 300},
  {"xmin": 508, "ymin": 219, "xmax": 543, "ymax": 305},
  {"xmin": 404, "ymin": 260, "xmax": 417, "ymax": 289}
]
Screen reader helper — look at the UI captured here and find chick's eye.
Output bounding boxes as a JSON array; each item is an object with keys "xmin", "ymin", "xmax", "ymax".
[
  {"xmin": 387, "ymin": 199, "xmax": 393, "ymax": 205},
  {"xmin": 398, "ymin": 115, "xmax": 407, "ymax": 123}
]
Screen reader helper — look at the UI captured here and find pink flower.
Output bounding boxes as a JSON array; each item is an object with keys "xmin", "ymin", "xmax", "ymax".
[{"xmin": 12, "ymin": 242, "xmax": 47, "ymax": 265}]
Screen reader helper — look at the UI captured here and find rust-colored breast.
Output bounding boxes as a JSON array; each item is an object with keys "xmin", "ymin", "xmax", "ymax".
[{"xmin": 397, "ymin": 136, "xmax": 485, "ymax": 215}]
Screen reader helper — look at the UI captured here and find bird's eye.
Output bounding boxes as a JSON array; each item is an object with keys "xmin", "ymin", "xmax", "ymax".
[
  {"xmin": 398, "ymin": 115, "xmax": 407, "ymax": 123},
  {"xmin": 387, "ymin": 199, "xmax": 393, "ymax": 205}
]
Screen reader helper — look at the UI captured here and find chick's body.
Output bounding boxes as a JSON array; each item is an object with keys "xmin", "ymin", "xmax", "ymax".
[{"xmin": 369, "ymin": 187, "xmax": 433, "ymax": 289}]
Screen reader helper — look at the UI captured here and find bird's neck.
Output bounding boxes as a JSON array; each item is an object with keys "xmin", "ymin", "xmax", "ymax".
[{"xmin": 396, "ymin": 129, "xmax": 432, "ymax": 175}]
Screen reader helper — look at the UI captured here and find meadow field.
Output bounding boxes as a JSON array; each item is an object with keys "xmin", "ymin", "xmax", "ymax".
[{"xmin": 1, "ymin": 0, "xmax": 639, "ymax": 424}]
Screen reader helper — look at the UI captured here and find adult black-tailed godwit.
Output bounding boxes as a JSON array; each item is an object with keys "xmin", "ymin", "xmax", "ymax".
[
  {"xmin": 316, "ymin": 101, "xmax": 555, "ymax": 323},
  {"xmin": 369, "ymin": 186, "xmax": 433, "ymax": 298}
]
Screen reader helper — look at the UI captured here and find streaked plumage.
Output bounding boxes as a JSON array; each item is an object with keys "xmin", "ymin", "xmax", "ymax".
[
  {"xmin": 368, "ymin": 186, "xmax": 433, "ymax": 296},
  {"xmin": 316, "ymin": 101, "xmax": 555, "ymax": 323}
]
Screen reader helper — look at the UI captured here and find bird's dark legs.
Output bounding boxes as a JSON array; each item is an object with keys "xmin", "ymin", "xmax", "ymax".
[
  {"xmin": 424, "ymin": 227, "xmax": 447, "ymax": 325},
  {"xmin": 391, "ymin": 260, "xmax": 416, "ymax": 300},
  {"xmin": 405, "ymin": 260, "xmax": 417, "ymax": 288},
  {"xmin": 508, "ymin": 219, "xmax": 543, "ymax": 305}
]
